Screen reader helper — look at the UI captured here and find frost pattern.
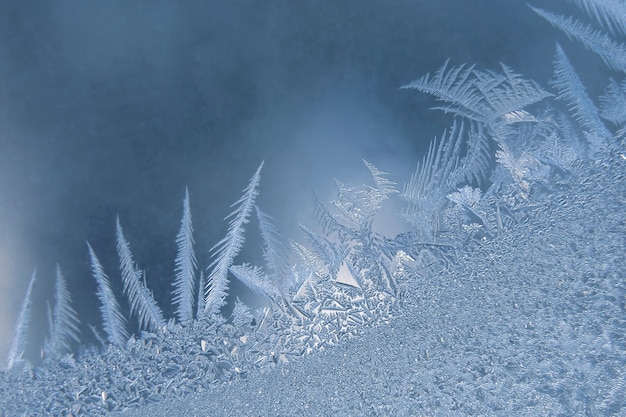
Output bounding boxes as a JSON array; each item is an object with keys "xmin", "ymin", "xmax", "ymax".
[
  {"xmin": 172, "ymin": 188, "xmax": 198, "ymax": 323},
  {"xmin": 1, "ymin": 2, "xmax": 625, "ymax": 416},
  {"xmin": 43, "ymin": 265, "xmax": 80, "ymax": 359}
]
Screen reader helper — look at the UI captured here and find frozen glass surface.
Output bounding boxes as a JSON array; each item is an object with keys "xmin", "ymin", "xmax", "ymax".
[{"xmin": 1, "ymin": 1, "xmax": 624, "ymax": 415}]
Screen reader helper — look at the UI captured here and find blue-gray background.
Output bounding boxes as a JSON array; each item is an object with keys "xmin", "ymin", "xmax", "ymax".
[{"xmin": 0, "ymin": 0, "xmax": 599, "ymax": 359}]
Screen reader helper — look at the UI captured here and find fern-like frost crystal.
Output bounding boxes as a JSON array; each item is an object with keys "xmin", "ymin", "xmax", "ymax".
[
  {"xmin": 256, "ymin": 205, "xmax": 291, "ymax": 291},
  {"xmin": 205, "ymin": 161, "xmax": 264, "ymax": 316},
  {"xmin": 116, "ymin": 218, "xmax": 165, "ymax": 332},
  {"xmin": 566, "ymin": 0, "xmax": 626, "ymax": 36},
  {"xmin": 551, "ymin": 43, "xmax": 612, "ymax": 154},
  {"xmin": 229, "ymin": 263, "xmax": 278, "ymax": 301},
  {"xmin": 88, "ymin": 242, "xmax": 129, "ymax": 348},
  {"xmin": 531, "ymin": 6, "xmax": 626, "ymax": 72},
  {"xmin": 172, "ymin": 187, "xmax": 197, "ymax": 323},
  {"xmin": 44, "ymin": 265, "xmax": 80, "ymax": 358},
  {"xmin": 600, "ymin": 78, "xmax": 626, "ymax": 124},
  {"xmin": 402, "ymin": 60, "xmax": 550, "ymax": 125},
  {"xmin": 6, "ymin": 269, "xmax": 37, "ymax": 369}
]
